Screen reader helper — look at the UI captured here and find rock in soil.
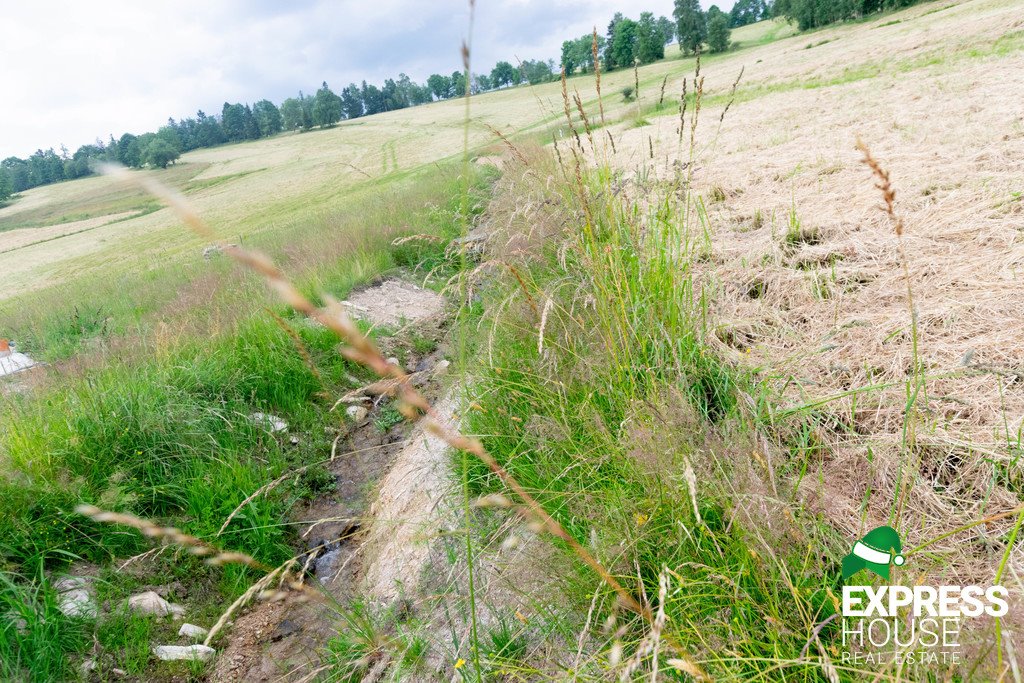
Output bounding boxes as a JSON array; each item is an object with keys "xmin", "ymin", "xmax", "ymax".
[
  {"xmin": 153, "ymin": 644, "xmax": 215, "ymax": 662},
  {"xmin": 128, "ymin": 591, "xmax": 185, "ymax": 618},
  {"xmin": 178, "ymin": 623, "xmax": 209, "ymax": 640},
  {"xmin": 54, "ymin": 577, "xmax": 97, "ymax": 619},
  {"xmin": 345, "ymin": 405, "xmax": 369, "ymax": 422},
  {"xmin": 314, "ymin": 548, "xmax": 343, "ymax": 579}
]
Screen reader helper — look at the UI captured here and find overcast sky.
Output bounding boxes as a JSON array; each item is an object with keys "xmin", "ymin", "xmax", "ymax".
[{"xmin": 0, "ymin": 0, "xmax": 733, "ymax": 159}]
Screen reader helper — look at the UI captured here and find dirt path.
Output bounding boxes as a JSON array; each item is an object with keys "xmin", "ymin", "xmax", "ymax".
[{"xmin": 209, "ymin": 279, "xmax": 454, "ymax": 682}]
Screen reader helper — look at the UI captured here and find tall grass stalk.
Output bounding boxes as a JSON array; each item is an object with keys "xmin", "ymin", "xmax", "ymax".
[
  {"xmin": 459, "ymin": 2, "xmax": 484, "ymax": 677},
  {"xmin": 855, "ymin": 139, "xmax": 924, "ymax": 527}
]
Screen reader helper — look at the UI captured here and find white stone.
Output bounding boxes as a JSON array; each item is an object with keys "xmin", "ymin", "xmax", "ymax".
[
  {"xmin": 128, "ymin": 591, "xmax": 185, "ymax": 618},
  {"xmin": 0, "ymin": 351, "xmax": 37, "ymax": 377},
  {"xmin": 178, "ymin": 623, "xmax": 209, "ymax": 640},
  {"xmin": 346, "ymin": 405, "xmax": 369, "ymax": 422},
  {"xmin": 152, "ymin": 644, "xmax": 215, "ymax": 662},
  {"xmin": 250, "ymin": 412, "xmax": 288, "ymax": 433},
  {"xmin": 55, "ymin": 577, "xmax": 97, "ymax": 619}
]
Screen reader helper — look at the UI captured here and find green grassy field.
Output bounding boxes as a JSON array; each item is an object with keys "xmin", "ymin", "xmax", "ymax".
[{"xmin": 2, "ymin": 1, "xmax": 1023, "ymax": 679}]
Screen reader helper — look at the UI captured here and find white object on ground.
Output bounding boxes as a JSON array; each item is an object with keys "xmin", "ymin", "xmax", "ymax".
[
  {"xmin": 152, "ymin": 644, "xmax": 215, "ymax": 662},
  {"xmin": 127, "ymin": 591, "xmax": 185, "ymax": 618},
  {"xmin": 0, "ymin": 351, "xmax": 37, "ymax": 377},
  {"xmin": 346, "ymin": 405, "xmax": 369, "ymax": 422},
  {"xmin": 250, "ymin": 412, "xmax": 288, "ymax": 433},
  {"xmin": 54, "ymin": 577, "xmax": 97, "ymax": 619},
  {"xmin": 178, "ymin": 623, "xmax": 209, "ymax": 640}
]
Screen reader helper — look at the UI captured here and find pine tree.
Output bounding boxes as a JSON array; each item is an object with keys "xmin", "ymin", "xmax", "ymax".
[{"xmin": 340, "ymin": 85, "xmax": 364, "ymax": 119}]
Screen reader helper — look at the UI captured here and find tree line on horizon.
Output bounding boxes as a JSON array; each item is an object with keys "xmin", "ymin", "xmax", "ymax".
[
  {"xmin": 0, "ymin": 0, "xmax": 918, "ymax": 202},
  {"xmin": 0, "ymin": 53, "xmax": 565, "ymax": 201}
]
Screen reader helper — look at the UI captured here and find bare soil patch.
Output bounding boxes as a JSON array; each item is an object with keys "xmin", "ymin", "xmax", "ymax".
[{"xmin": 342, "ymin": 278, "xmax": 446, "ymax": 329}]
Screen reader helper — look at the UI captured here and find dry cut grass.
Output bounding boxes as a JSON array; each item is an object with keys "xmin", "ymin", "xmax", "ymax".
[{"xmin": 596, "ymin": 0, "xmax": 1024, "ymax": 660}]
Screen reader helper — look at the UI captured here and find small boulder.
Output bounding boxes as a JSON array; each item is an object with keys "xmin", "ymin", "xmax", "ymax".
[
  {"xmin": 314, "ymin": 548, "xmax": 343, "ymax": 579},
  {"xmin": 128, "ymin": 591, "xmax": 185, "ymax": 618},
  {"xmin": 345, "ymin": 405, "xmax": 368, "ymax": 422},
  {"xmin": 153, "ymin": 644, "xmax": 215, "ymax": 662},
  {"xmin": 178, "ymin": 623, "xmax": 209, "ymax": 641},
  {"xmin": 54, "ymin": 577, "xmax": 97, "ymax": 619}
]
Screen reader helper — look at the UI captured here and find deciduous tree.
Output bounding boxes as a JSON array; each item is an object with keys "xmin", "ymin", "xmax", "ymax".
[
  {"xmin": 312, "ymin": 82, "xmax": 342, "ymax": 127},
  {"xmin": 609, "ymin": 17, "xmax": 639, "ymax": 69},
  {"xmin": 674, "ymin": 0, "xmax": 707, "ymax": 54},
  {"xmin": 635, "ymin": 12, "xmax": 666, "ymax": 64},
  {"xmin": 426, "ymin": 73, "xmax": 451, "ymax": 100},
  {"xmin": 707, "ymin": 9, "xmax": 732, "ymax": 52},
  {"xmin": 490, "ymin": 61, "xmax": 517, "ymax": 88},
  {"xmin": 118, "ymin": 133, "xmax": 142, "ymax": 168},
  {"xmin": 0, "ymin": 168, "xmax": 13, "ymax": 201},
  {"xmin": 253, "ymin": 100, "xmax": 283, "ymax": 137},
  {"xmin": 657, "ymin": 15, "xmax": 676, "ymax": 44},
  {"xmin": 280, "ymin": 98, "xmax": 305, "ymax": 130},
  {"xmin": 142, "ymin": 139, "xmax": 179, "ymax": 168}
]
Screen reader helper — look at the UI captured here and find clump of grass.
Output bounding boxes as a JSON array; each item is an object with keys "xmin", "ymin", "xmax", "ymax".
[
  {"xmin": 620, "ymin": 85, "xmax": 635, "ymax": 102},
  {"xmin": 15, "ymin": 304, "xmax": 109, "ymax": 359},
  {"xmin": 484, "ymin": 618, "xmax": 528, "ymax": 672},
  {"xmin": 448, "ymin": 47, "xmax": 866, "ymax": 677},
  {"xmin": 781, "ymin": 206, "xmax": 820, "ymax": 251},
  {"xmin": 373, "ymin": 403, "xmax": 405, "ymax": 432},
  {"xmin": 397, "ymin": 632, "xmax": 428, "ymax": 672},
  {"xmin": 323, "ymin": 602, "xmax": 391, "ymax": 681},
  {"xmin": 0, "ymin": 568, "xmax": 88, "ymax": 681}
]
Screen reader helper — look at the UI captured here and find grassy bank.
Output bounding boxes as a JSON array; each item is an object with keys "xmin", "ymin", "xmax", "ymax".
[
  {"xmin": 0, "ymin": 164, "xmax": 493, "ymax": 681},
  {"xmin": 450, "ymin": 148, "xmax": 852, "ymax": 680}
]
